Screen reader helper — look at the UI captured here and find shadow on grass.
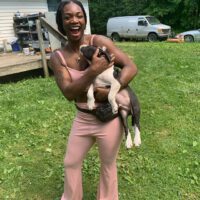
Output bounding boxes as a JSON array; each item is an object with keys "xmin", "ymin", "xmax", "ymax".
[{"xmin": 0, "ymin": 68, "xmax": 54, "ymax": 84}]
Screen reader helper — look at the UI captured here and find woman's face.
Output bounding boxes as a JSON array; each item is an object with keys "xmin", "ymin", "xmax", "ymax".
[{"xmin": 62, "ymin": 2, "xmax": 86, "ymax": 41}]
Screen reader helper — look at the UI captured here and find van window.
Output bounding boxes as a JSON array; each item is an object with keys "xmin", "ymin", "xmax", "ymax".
[
  {"xmin": 146, "ymin": 16, "xmax": 160, "ymax": 25},
  {"xmin": 138, "ymin": 20, "xmax": 147, "ymax": 26}
]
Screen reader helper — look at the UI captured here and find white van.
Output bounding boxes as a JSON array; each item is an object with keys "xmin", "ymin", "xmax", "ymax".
[{"xmin": 107, "ymin": 16, "xmax": 171, "ymax": 42}]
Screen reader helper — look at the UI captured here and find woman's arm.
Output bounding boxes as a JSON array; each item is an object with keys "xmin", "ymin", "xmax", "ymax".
[
  {"xmin": 50, "ymin": 49, "xmax": 113, "ymax": 101},
  {"xmin": 93, "ymin": 35, "xmax": 138, "ymax": 102},
  {"xmin": 93, "ymin": 35, "xmax": 138, "ymax": 88}
]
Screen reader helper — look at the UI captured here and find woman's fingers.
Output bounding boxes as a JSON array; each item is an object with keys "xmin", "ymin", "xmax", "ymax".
[
  {"xmin": 110, "ymin": 53, "xmax": 115, "ymax": 62},
  {"xmin": 93, "ymin": 48, "xmax": 100, "ymax": 57},
  {"xmin": 108, "ymin": 53, "xmax": 115, "ymax": 67}
]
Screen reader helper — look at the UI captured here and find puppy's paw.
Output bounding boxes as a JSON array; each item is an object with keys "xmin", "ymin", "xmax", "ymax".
[
  {"xmin": 134, "ymin": 127, "xmax": 141, "ymax": 147},
  {"xmin": 112, "ymin": 104, "xmax": 118, "ymax": 114},
  {"xmin": 134, "ymin": 134, "xmax": 141, "ymax": 147},
  {"xmin": 87, "ymin": 100, "xmax": 95, "ymax": 110},
  {"xmin": 125, "ymin": 134, "xmax": 133, "ymax": 149}
]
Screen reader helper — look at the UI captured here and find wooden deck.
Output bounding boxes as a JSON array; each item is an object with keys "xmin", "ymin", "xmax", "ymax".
[{"xmin": 0, "ymin": 52, "xmax": 50, "ymax": 77}]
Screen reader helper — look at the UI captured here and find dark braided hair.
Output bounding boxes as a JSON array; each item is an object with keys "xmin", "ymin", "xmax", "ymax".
[{"xmin": 56, "ymin": 0, "xmax": 87, "ymax": 35}]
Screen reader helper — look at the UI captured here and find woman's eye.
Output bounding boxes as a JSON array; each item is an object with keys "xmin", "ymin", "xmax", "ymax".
[
  {"xmin": 63, "ymin": 14, "xmax": 84, "ymax": 21},
  {"xmin": 77, "ymin": 15, "xmax": 84, "ymax": 19},
  {"xmin": 64, "ymin": 16, "xmax": 70, "ymax": 20}
]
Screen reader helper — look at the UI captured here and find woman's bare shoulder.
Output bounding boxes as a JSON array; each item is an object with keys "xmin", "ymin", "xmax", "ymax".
[
  {"xmin": 93, "ymin": 34, "xmax": 113, "ymax": 45},
  {"xmin": 50, "ymin": 48, "xmax": 66, "ymax": 70},
  {"xmin": 50, "ymin": 47, "xmax": 65, "ymax": 57}
]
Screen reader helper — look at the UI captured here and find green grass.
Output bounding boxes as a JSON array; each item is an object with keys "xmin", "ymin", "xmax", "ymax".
[{"xmin": 0, "ymin": 42, "xmax": 200, "ymax": 200}]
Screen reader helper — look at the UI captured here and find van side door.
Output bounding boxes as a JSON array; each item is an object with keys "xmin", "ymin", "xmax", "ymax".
[
  {"xmin": 136, "ymin": 18, "xmax": 149, "ymax": 38},
  {"xmin": 123, "ymin": 20, "xmax": 138, "ymax": 39}
]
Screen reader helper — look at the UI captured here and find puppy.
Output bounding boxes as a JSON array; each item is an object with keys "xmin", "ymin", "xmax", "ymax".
[
  {"xmin": 79, "ymin": 45, "xmax": 141, "ymax": 148},
  {"xmin": 80, "ymin": 45, "xmax": 120, "ymax": 114}
]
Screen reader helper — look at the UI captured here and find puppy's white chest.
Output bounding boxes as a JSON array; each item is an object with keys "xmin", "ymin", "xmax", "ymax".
[{"xmin": 94, "ymin": 66, "xmax": 115, "ymax": 87}]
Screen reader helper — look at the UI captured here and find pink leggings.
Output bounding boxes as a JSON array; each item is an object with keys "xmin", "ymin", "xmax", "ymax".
[{"xmin": 61, "ymin": 104, "xmax": 123, "ymax": 200}]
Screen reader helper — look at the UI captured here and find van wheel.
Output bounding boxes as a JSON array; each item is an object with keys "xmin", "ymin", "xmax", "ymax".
[
  {"xmin": 184, "ymin": 35, "xmax": 194, "ymax": 42},
  {"xmin": 148, "ymin": 33, "xmax": 158, "ymax": 42},
  {"xmin": 112, "ymin": 33, "xmax": 121, "ymax": 42}
]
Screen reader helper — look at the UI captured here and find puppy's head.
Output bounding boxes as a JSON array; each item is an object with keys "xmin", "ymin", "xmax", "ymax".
[{"xmin": 79, "ymin": 45, "xmax": 111, "ymax": 64}]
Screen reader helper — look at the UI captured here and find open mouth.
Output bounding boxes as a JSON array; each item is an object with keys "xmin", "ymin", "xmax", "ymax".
[{"xmin": 70, "ymin": 26, "xmax": 81, "ymax": 35}]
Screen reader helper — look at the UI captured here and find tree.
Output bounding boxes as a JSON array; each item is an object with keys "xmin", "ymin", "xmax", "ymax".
[{"xmin": 180, "ymin": 0, "xmax": 200, "ymax": 29}]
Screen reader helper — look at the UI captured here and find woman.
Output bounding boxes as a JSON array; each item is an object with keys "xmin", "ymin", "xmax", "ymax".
[{"xmin": 50, "ymin": 1, "xmax": 138, "ymax": 199}]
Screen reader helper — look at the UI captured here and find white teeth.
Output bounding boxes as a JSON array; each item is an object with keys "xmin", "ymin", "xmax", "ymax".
[{"xmin": 71, "ymin": 27, "xmax": 80, "ymax": 30}]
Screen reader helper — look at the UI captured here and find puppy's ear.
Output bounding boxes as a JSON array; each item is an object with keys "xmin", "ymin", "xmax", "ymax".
[
  {"xmin": 98, "ymin": 47, "xmax": 111, "ymax": 63},
  {"xmin": 79, "ymin": 44, "xmax": 88, "ymax": 55},
  {"xmin": 80, "ymin": 45, "xmax": 96, "ymax": 63},
  {"xmin": 102, "ymin": 46, "xmax": 107, "ymax": 51}
]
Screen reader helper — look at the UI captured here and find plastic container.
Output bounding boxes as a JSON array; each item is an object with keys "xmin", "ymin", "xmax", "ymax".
[
  {"xmin": 23, "ymin": 47, "xmax": 30, "ymax": 55},
  {"xmin": 11, "ymin": 42, "xmax": 20, "ymax": 52}
]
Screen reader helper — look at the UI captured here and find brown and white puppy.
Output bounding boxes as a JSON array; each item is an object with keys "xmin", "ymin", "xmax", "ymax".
[{"xmin": 80, "ymin": 45, "xmax": 141, "ymax": 148}]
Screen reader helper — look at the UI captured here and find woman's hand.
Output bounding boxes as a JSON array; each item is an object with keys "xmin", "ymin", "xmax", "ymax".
[{"xmin": 90, "ymin": 49, "xmax": 115, "ymax": 75}]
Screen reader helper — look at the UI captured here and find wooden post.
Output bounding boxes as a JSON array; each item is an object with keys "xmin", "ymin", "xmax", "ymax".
[
  {"xmin": 36, "ymin": 19, "xmax": 49, "ymax": 77},
  {"xmin": 3, "ymin": 40, "xmax": 7, "ymax": 53},
  {"xmin": 40, "ymin": 17, "xmax": 67, "ymax": 46}
]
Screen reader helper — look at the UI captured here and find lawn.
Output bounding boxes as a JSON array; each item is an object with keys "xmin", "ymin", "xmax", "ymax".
[{"xmin": 0, "ymin": 42, "xmax": 199, "ymax": 200}]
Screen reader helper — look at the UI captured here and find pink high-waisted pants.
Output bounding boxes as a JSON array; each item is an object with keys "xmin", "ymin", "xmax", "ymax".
[{"xmin": 61, "ymin": 104, "xmax": 123, "ymax": 200}]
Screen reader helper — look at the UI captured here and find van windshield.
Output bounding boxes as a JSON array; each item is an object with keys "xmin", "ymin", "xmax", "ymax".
[{"xmin": 146, "ymin": 16, "xmax": 160, "ymax": 25}]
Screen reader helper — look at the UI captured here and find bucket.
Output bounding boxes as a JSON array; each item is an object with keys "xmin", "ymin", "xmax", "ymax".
[
  {"xmin": 23, "ymin": 47, "xmax": 30, "ymax": 55},
  {"xmin": 11, "ymin": 42, "xmax": 20, "ymax": 52}
]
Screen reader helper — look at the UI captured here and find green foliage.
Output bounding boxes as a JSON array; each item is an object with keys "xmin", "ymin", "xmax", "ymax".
[
  {"xmin": 180, "ymin": 0, "xmax": 200, "ymax": 29},
  {"xmin": 89, "ymin": 0, "xmax": 148, "ymax": 34},
  {"xmin": 89, "ymin": 0, "xmax": 200, "ymax": 34},
  {"xmin": 0, "ymin": 42, "xmax": 200, "ymax": 199},
  {"xmin": 146, "ymin": 0, "xmax": 200, "ymax": 31}
]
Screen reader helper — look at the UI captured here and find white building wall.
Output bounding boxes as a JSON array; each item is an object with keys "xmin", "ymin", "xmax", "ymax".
[
  {"xmin": 81, "ymin": 0, "xmax": 91, "ymax": 34},
  {"xmin": 0, "ymin": 0, "xmax": 48, "ymax": 48}
]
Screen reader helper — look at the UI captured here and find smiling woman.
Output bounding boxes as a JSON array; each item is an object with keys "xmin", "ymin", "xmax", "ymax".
[
  {"xmin": 56, "ymin": 0, "xmax": 87, "ymax": 39},
  {"xmin": 49, "ymin": 0, "xmax": 138, "ymax": 199}
]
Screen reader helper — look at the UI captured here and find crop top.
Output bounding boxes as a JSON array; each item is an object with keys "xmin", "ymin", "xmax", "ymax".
[{"xmin": 55, "ymin": 35, "xmax": 95, "ymax": 82}]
